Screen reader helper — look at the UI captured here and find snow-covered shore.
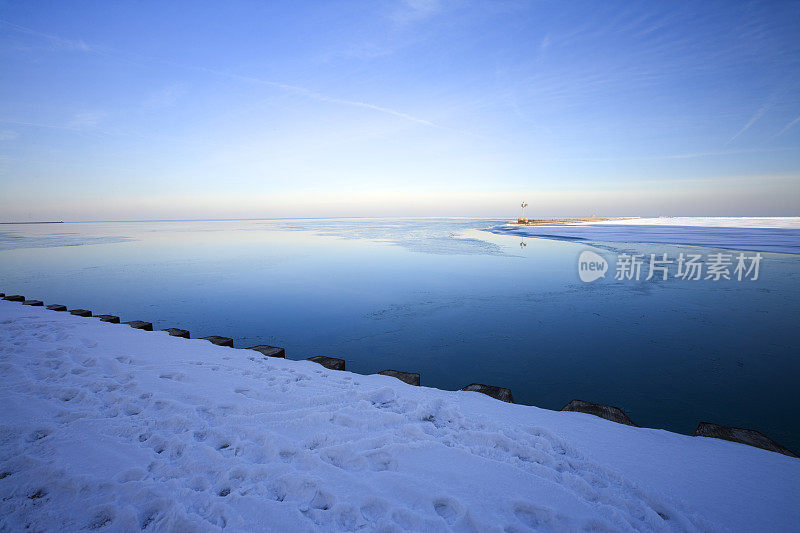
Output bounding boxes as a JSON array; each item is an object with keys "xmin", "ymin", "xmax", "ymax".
[
  {"xmin": 576, "ymin": 217, "xmax": 800, "ymax": 229},
  {"xmin": 491, "ymin": 217, "xmax": 800, "ymax": 254},
  {"xmin": 1, "ymin": 301, "xmax": 798, "ymax": 532}
]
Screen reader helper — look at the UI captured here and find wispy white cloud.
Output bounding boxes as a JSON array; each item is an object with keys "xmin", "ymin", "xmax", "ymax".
[
  {"xmin": 0, "ymin": 19, "xmax": 92, "ymax": 52},
  {"xmin": 392, "ymin": 0, "xmax": 444, "ymax": 24},
  {"xmin": 775, "ymin": 114, "xmax": 800, "ymax": 137},
  {"xmin": 729, "ymin": 100, "xmax": 772, "ymax": 143},
  {"xmin": 142, "ymin": 84, "xmax": 187, "ymax": 110},
  {"xmin": 315, "ymin": 95, "xmax": 439, "ymax": 128},
  {"xmin": 3, "ymin": 19, "xmax": 443, "ymax": 132},
  {"xmin": 188, "ymin": 66, "xmax": 443, "ymax": 129},
  {"xmin": 67, "ymin": 111, "xmax": 106, "ymax": 129},
  {"xmin": 0, "ymin": 117, "xmax": 124, "ymax": 139},
  {"xmin": 0, "ymin": 130, "xmax": 19, "ymax": 141},
  {"xmin": 549, "ymin": 145, "xmax": 800, "ymax": 163},
  {"xmin": 538, "ymin": 35, "xmax": 551, "ymax": 61}
]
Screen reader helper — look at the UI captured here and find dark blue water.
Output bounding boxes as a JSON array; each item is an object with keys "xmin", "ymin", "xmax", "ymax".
[{"xmin": 1, "ymin": 218, "xmax": 799, "ymax": 451}]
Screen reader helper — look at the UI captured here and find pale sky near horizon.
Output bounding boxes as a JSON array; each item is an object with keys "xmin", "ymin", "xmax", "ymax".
[{"xmin": 1, "ymin": 0, "xmax": 799, "ymax": 221}]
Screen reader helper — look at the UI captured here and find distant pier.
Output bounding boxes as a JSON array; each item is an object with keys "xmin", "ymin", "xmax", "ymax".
[{"xmin": 511, "ymin": 217, "xmax": 637, "ymax": 225}]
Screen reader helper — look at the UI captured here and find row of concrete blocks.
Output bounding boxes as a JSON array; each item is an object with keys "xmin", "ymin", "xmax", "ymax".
[
  {"xmin": 1, "ymin": 294, "xmax": 287, "ymax": 357},
  {"xmin": 2, "ymin": 292, "xmax": 797, "ymax": 458}
]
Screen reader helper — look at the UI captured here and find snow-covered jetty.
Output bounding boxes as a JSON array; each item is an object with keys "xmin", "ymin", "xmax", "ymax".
[
  {"xmin": 1, "ymin": 298, "xmax": 798, "ymax": 530},
  {"xmin": 512, "ymin": 217, "xmax": 637, "ymax": 225},
  {"xmin": 493, "ymin": 216, "xmax": 800, "ymax": 254}
]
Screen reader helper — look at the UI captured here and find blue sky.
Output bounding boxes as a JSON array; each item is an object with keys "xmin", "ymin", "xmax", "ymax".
[{"xmin": 1, "ymin": 0, "xmax": 799, "ymax": 220}]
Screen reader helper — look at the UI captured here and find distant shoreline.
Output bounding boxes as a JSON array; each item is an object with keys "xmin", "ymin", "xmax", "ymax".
[{"xmin": 0, "ymin": 221, "xmax": 64, "ymax": 225}]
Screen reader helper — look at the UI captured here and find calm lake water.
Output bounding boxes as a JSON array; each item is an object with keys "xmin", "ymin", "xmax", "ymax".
[{"xmin": 2, "ymin": 218, "xmax": 799, "ymax": 451}]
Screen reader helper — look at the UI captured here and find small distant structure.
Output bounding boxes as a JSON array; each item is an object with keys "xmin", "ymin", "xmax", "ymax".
[{"xmin": 518, "ymin": 201, "xmax": 531, "ymax": 224}]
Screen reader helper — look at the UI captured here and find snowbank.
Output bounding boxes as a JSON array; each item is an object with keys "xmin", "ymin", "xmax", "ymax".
[
  {"xmin": 578, "ymin": 217, "xmax": 800, "ymax": 229},
  {"xmin": 1, "ymin": 301, "xmax": 798, "ymax": 531},
  {"xmin": 491, "ymin": 217, "xmax": 800, "ymax": 254}
]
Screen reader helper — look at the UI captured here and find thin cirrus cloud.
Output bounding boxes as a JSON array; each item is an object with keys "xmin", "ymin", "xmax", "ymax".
[
  {"xmin": 1, "ymin": 18, "xmax": 443, "ymax": 132},
  {"xmin": 191, "ymin": 67, "xmax": 442, "ymax": 129},
  {"xmin": 775, "ymin": 114, "xmax": 800, "ymax": 138},
  {"xmin": 391, "ymin": 0, "xmax": 445, "ymax": 24},
  {"xmin": 141, "ymin": 84, "xmax": 188, "ymax": 110},
  {"xmin": 729, "ymin": 99, "xmax": 773, "ymax": 144},
  {"xmin": 0, "ymin": 1, "xmax": 799, "ymax": 220},
  {"xmin": 66, "ymin": 111, "xmax": 107, "ymax": 130},
  {"xmin": 0, "ymin": 18, "xmax": 92, "ymax": 52}
]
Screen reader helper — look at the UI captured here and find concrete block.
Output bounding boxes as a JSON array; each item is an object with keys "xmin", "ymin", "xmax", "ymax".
[
  {"xmin": 164, "ymin": 328, "xmax": 190, "ymax": 338},
  {"xmin": 248, "ymin": 345, "xmax": 285, "ymax": 358},
  {"xmin": 69, "ymin": 309, "xmax": 92, "ymax": 317},
  {"xmin": 97, "ymin": 315, "xmax": 120, "ymax": 323},
  {"xmin": 3, "ymin": 295, "xmax": 25, "ymax": 302},
  {"xmin": 23, "ymin": 300, "xmax": 43, "ymax": 306},
  {"xmin": 561, "ymin": 399, "xmax": 638, "ymax": 427},
  {"xmin": 201, "ymin": 336, "xmax": 234, "ymax": 347},
  {"xmin": 694, "ymin": 422, "xmax": 798, "ymax": 458},
  {"xmin": 46, "ymin": 304, "xmax": 67, "ymax": 311},
  {"xmin": 461, "ymin": 383, "xmax": 514, "ymax": 403},
  {"xmin": 307, "ymin": 356, "xmax": 345, "ymax": 371},
  {"xmin": 378, "ymin": 369, "xmax": 420, "ymax": 386},
  {"xmin": 124, "ymin": 320, "xmax": 153, "ymax": 331}
]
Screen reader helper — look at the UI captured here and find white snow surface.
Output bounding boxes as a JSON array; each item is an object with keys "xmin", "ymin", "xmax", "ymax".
[
  {"xmin": 1, "ymin": 301, "xmax": 798, "ymax": 532},
  {"xmin": 578, "ymin": 217, "xmax": 800, "ymax": 229},
  {"xmin": 492, "ymin": 217, "xmax": 800, "ymax": 254}
]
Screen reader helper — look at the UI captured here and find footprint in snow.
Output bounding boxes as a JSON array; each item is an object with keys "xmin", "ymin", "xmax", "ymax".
[
  {"xmin": 188, "ymin": 476, "xmax": 210, "ymax": 492},
  {"xmin": 392, "ymin": 509, "xmax": 424, "ymax": 530},
  {"xmin": 80, "ymin": 338, "xmax": 98, "ymax": 348},
  {"xmin": 123, "ymin": 404, "xmax": 142, "ymax": 416},
  {"xmin": 117, "ymin": 468, "xmax": 148, "ymax": 483},
  {"xmin": 86, "ymin": 509, "xmax": 114, "ymax": 530},
  {"xmin": 366, "ymin": 450, "xmax": 397, "ymax": 472},
  {"xmin": 512, "ymin": 502, "xmax": 568, "ymax": 529},
  {"xmin": 433, "ymin": 497, "xmax": 464, "ymax": 525},
  {"xmin": 359, "ymin": 498, "xmax": 389, "ymax": 523},
  {"xmin": 25, "ymin": 428, "xmax": 52, "ymax": 442}
]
